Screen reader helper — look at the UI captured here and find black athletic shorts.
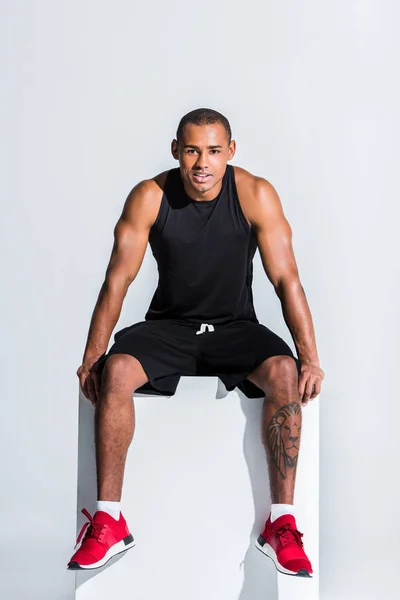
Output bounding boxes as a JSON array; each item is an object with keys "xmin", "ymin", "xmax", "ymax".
[{"xmin": 96, "ymin": 319, "xmax": 301, "ymax": 399}]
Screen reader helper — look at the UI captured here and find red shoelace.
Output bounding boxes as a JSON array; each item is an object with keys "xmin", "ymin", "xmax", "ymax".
[
  {"xmin": 276, "ymin": 523, "xmax": 304, "ymax": 548},
  {"xmin": 75, "ymin": 508, "xmax": 107, "ymax": 548}
]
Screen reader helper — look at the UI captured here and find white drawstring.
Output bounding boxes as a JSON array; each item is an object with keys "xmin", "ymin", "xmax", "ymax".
[{"xmin": 196, "ymin": 323, "xmax": 215, "ymax": 335}]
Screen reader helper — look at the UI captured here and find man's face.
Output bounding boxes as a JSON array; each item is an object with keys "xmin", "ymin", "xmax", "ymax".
[{"xmin": 171, "ymin": 123, "xmax": 236, "ymax": 198}]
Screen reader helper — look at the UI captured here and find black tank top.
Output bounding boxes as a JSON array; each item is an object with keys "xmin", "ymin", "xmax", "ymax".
[{"xmin": 145, "ymin": 164, "xmax": 259, "ymax": 325}]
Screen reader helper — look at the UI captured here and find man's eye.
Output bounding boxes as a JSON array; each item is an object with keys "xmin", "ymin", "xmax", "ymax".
[{"xmin": 211, "ymin": 150, "xmax": 220, "ymax": 154}]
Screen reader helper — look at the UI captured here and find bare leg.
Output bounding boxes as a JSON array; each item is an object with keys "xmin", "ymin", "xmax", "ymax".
[
  {"xmin": 247, "ymin": 356, "xmax": 302, "ymax": 504},
  {"xmin": 95, "ymin": 354, "xmax": 149, "ymax": 501}
]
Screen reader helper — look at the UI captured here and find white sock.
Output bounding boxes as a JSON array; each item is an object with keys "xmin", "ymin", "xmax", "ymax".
[
  {"xmin": 96, "ymin": 501, "xmax": 121, "ymax": 520},
  {"xmin": 270, "ymin": 503, "xmax": 295, "ymax": 522}
]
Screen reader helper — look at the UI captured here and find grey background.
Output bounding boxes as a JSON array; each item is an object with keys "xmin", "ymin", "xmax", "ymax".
[{"xmin": 1, "ymin": 1, "xmax": 399, "ymax": 599}]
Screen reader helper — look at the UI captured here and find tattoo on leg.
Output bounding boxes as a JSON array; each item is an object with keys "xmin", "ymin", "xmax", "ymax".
[{"xmin": 266, "ymin": 402, "xmax": 302, "ymax": 480}]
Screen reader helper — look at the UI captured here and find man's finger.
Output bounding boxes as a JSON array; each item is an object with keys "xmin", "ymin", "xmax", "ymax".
[
  {"xmin": 86, "ymin": 376, "xmax": 97, "ymax": 405},
  {"xmin": 81, "ymin": 377, "xmax": 90, "ymax": 400},
  {"xmin": 310, "ymin": 379, "xmax": 322, "ymax": 399},
  {"xmin": 300, "ymin": 378, "xmax": 312, "ymax": 406},
  {"xmin": 298, "ymin": 372, "xmax": 307, "ymax": 398},
  {"xmin": 92, "ymin": 371, "xmax": 101, "ymax": 400},
  {"xmin": 303, "ymin": 377, "xmax": 314, "ymax": 402}
]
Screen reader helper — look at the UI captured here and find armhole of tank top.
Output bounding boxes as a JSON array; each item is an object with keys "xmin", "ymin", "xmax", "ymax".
[
  {"xmin": 151, "ymin": 194, "xmax": 165, "ymax": 229},
  {"xmin": 230, "ymin": 165, "xmax": 252, "ymax": 232},
  {"xmin": 150, "ymin": 172, "xmax": 171, "ymax": 230}
]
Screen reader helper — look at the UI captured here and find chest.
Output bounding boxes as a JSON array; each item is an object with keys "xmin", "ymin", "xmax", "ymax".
[{"xmin": 166, "ymin": 200, "xmax": 250, "ymax": 246}]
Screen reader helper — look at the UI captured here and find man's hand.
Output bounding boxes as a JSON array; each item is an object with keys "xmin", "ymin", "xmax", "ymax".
[
  {"xmin": 298, "ymin": 363, "xmax": 325, "ymax": 407},
  {"xmin": 77, "ymin": 356, "xmax": 103, "ymax": 406}
]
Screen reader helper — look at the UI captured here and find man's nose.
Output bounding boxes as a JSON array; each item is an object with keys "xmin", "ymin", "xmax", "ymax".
[{"xmin": 195, "ymin": 152, "xmax": 208, "ymax": 168}]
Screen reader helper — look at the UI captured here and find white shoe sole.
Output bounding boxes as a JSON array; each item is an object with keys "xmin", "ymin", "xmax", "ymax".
[
  {"xmin": 68, "ymin": 534, "xmax": 136, "ymax": 570},
  {"xmin": 255, "ymin": 536, "xmax": 312, "ymax": 578}
]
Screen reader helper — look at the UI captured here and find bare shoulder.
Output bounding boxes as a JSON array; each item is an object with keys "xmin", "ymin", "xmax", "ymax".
[
  {"xmin": 232, "ymin": 164, "xmax": 258, "ymax": 188},
  {"xmin": 121, "ymin": 170, "xmax": 169, "ymax": 228},
  {"xmin": 232, "ymin": 164, "xmax": 280, "ymax": 202},
  {"xmin": 232, "ymin": 165, "xmax": 284, "ymax": 227}
]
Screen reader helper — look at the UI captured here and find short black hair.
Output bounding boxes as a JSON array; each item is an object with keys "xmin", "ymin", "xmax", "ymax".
[{"xmin": 176, "ymin": 108, "xmax": 232, "ymax": 144}]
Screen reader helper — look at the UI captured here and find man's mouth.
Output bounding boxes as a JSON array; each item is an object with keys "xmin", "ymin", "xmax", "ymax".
[{"xmin": 193, "ymin": 173, "xmax": 211, "ymax": 182}]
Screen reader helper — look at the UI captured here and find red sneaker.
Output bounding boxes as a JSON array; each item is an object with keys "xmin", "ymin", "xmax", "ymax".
[
  {"xmin": 67, "ymin": 508, "xmax": 135, "ymax": 570},
  {"xmin": 255, "ymin": 514, "xmax": 313, "ymax": 577}
]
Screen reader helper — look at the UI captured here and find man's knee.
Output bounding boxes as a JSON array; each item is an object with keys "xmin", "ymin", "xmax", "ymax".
[
  {"xmin": 266, "ymin": 355, "xmax": 298, "ymax": 381},
  {"xmin": 249, "ymin": 355, "xmax": 298, "ymax": 392},
  {"xmin": 102, "ymin": 354, "xmax": 148, "ymax": 393}
]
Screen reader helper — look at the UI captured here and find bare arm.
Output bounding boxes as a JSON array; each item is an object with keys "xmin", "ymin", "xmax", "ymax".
[
  {"xmin": 82, "ymin": 180, "xmax": 158, "ymax": 362},
  {"xmin": 249, "ymin": 178, "xmax": 324, "ymax": 403},
  {"xmin": 78, "ymin": 179, "xmax": 161, "ymax": 402}
]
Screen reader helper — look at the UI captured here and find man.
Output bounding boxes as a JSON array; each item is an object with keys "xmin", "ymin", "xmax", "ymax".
[{"xmin": 68, "ymin": 108, "xmax": 324, "ymax": 577}]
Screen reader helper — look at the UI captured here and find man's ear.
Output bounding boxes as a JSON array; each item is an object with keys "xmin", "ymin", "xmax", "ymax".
[
  {"xmin": 228, "ymin": 139, "xmax": 236, "ymax": 160},
  {"xmin": 171, "ymin": 139, "xmax": 179, "ymax": 160}
]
